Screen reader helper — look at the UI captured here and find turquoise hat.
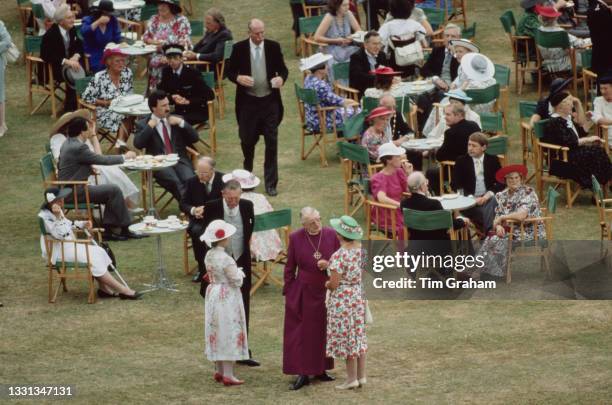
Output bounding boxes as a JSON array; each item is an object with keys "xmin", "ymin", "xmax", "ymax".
[
  {"xmin": 330, "ymin": 215, "xmax": 363, "ymax": 240},
  {"xmin": 444, "ymin": 89, "xmax": 472, "ymax": 103}
]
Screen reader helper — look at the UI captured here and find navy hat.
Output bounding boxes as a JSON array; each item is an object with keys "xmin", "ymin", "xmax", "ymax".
[{"xmin": 547, "ymin": 77, "xmax": 572, "ymax": 99}]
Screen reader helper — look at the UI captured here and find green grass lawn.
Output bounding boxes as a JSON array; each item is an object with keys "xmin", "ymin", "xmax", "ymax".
[{"xmin": 0, "ymin": 0, "xmax": 610, "ymax": 403}]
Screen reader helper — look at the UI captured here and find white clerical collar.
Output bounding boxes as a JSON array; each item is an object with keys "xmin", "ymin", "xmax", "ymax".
[{"xmin": 365, "ymin": 49, "xmax": 376, "ymax": 59}]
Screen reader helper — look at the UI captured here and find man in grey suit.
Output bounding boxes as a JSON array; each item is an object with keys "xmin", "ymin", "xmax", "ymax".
[{"xmin": 58, "ymin": 117, "xmax": 142, "ymax": 241}]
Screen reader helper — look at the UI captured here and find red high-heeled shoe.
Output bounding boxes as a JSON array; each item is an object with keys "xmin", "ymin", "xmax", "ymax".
[
  {"xmin": 222, "ymin": 376, "xmax": 244, "ymax": 386},
  {"xmin": 213, "ymin": 373, "xmax": 223, "ymax": 383}
]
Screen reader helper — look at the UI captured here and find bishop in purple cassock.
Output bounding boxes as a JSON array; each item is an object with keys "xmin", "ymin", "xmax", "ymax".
[{"xmin": 283, "ymin": 207, "xmax": 340, "ymax": 390}]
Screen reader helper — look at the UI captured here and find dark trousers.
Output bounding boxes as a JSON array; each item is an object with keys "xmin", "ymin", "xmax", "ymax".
[
  {"xmin": 461, "ymin": 198, "xmax": 497, "ymax": 235},
  {"xmin": 188, "ymin": 221, "xmax": 207, "ymax": 273},
  {"xmin": 426, "ymin": 166, "xmax": 442, "ymax": 196},
  {"xmin": 236, "ymin": 252, "xmax": 252, "ymax": 332},
  {"xmin": 64, "ymin": 87, "xmax": 78, "ymax": 112},
  {"xmin": 153, "ymin": 160, "xmax": 194, "ymax": 201},
  {"xmin": 238, "ymin": 94, "xmax": 280, "ymax": 190},
  {"xmin": 79, "ymin": 184, "xmax": 131, "ymax": 227}
]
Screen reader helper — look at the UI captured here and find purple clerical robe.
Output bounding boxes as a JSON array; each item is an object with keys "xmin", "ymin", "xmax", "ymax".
[{"xmin": 282, "ymin": 226, "xmax": 340, "ymax": 375}]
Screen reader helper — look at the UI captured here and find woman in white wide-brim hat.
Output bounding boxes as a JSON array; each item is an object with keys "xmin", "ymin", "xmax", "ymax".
[
  {"xmin": 201, "ymin": 219, "xmax": 249, "ymax": 386},
  {"xmin": 454, "ymin": 53, "xmax": 497, "ymax": 115},
  {"xmin": 447, "ymin": 38, "xmax": 480, "ymax": 90},
  {"xmin": 222, "ymin": 170, "xmax": 282, "ymax": 262}
]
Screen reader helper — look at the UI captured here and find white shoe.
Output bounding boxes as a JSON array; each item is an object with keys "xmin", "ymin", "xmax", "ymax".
[
  {"xmin": 114, "ymin": 139, "xmax": 127, "ymax": 149},
  {"xmin": 335, "ymin": 380, "xmax": 359, "ymax": 390},
  {"xmin": 0, "ymin": 125, "xmax": 6, "ymax": 138},
  {"xmin": 358, "ymin": 377, "xmax": 367, "ymax": 386}
]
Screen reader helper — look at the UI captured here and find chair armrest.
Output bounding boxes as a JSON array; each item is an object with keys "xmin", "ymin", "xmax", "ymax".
[
  {"xmin": 186, "ymin": 145, "xmax": 200, "ymax": 158},
  {"xmin": 367, "ymin": 200, "xmax": 398, "ymax": 210},
  {"xmin": 507, "ymin": 217, "xmax": 552, "ymax": 224},
  {"xmin": 537, "ymin": 142, "xmax": 570, "ymax": 151},
  {"xmin": 184, "ymin": 60, "xmax": 212, "ymax": 67},
  {"xmin": 26, "ymin": 55, "xmax": 44, "ymax": 63},
  {"xmin": 117, "ymin": 17, "xmax": 142, "ymax": 28},
  {"xmin": 48, "ymin": 180, "xmax": 90, "ymax": 185},
  {"xmin": 334, "ymin": 83, "xmax": 359, "ymax": 95}
]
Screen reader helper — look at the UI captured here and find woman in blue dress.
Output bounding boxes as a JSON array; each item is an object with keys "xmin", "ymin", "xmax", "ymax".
[{"xmin": 80, "ymin": 0, "xmax": 122, "ymax": 73}]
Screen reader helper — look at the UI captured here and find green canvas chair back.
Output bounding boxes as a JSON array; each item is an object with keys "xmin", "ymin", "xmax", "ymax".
[
  {"xmin": 480, "ymin": 112, "xmax": 504, "ymax": 133},
  {"xmin": 591, "ymin": 175, "xmax": 603, "ymax": 203},
  {"xmin": 140, "ymin": 3, "xmax": 158, "ymax": 22},
  {"xmin": 403, "ymin": 208, "xmax": 452, "ymax": 231},
  {"xmin": 38, "ymin": 216, "xmax": 49, "ymax": 236},
  {"xmin": 299, "ymin": 15, "xmax": 324, "ymax": 35},
  {"xmin": 17, "ymin": 0, "xmax": 31, "ymax": 5},
  {"xmin": 493, "ymin": 64, "xmax": 511, "ymax": 87},
  {"xmin": 486, "ymin": 136, "xmax": 508, "ymax": 156},
  {"xmin": 75, "ymin": 76, "xmax": 93, "ymax": 97},
  {"xmin": 519, "ymin": 100, "xmax": 538, "ymax": 119},
  {"xmin": 341, "ymin": 110, "xmax": 366, "ymax": 139},
  {"xmin": 535, "ymin": 30, "xmax": 570, "ymax": 49},
  {"xmin": 40, "ymin": 152, "xmax": 55, "ymax": 181},
  {"xmin": 466, "ymin": 84, "xmax": 500, "ymax": 105},
  {"xmin": 32, "ymin": 3, "xmax": 45, "ymax": 19},
  {"xmin": 499, "ymin": 10, "xmax": 516, "ymax": 34},
  {"xmin": 546, "ymin": 186, "xmax": 560, "ymax": 214},
  {"xmin": 294, "ymin": 82, "xmax": 320, "ymax": 105},
  {"xmin": 337, "ymin": 141, "xmax": 370, "ymax": 165},
  {"xmin": 422, "ymin": 8, "xmax": 445, "ymax": 29},
  {"xmin": 395, "ymin": 96, "xmax": 411, "ymax": 115},
  {"xmin": 201, "ymin": 71, "xmax": 215, "ymax": 89},
  {"xmin": 223, "ymin": 40, "xmax": 234, "ymax": 59},
  {"xmin": 362, "ymin": 96, "xmax": 379, "ymax": 112},
  {"xmin": 190, "ymin": 20, "xmax": 204, "ymax": 37},
  {"xmin": 254, "ymin": 209, "xmax": 292, "ymax": 232},
  {"xmin": 45, "ymin": 142, "xmax": 51, "ymax": 153},
  {"xmin": 582, "ymin": 48, "xmax": 592, "ymax": 70},
  {"xmin": 332, "ymin": 61, "xmax": 350, "ymax": 82},
  {"xmin": 533, "ymin": 118, "xmax": 550, "ymax": 139},
  {"xmin": 25, "ymin": 35, "xmax": 42, "ymax": 54},
  {"xmin": 463, "ymin": 22, "xmax": 477, "ymax": 39}
]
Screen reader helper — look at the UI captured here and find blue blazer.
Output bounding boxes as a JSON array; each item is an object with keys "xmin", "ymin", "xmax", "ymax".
[{"xmin": 81, "ymin": 15, "xmax": 122, "ymax": 72}]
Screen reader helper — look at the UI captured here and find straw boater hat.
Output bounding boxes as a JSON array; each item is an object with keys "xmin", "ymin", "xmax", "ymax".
[
  {"xmin": 222, "ymin": 169, "xmax": 261, "ymax": 189},
  {"xmin": 366, "ymin": 106, "xmax": 394, "ymax": 122},
  {"xmin": 330, "ymin": 215, "xmax": 363, "ymax": 240},
  {"xmin": 377, "ymin": 142, "xmax": 405, "ymax": 161},
  {"xmin": 495, "ymin": 164, "xmax": 528, "ymax": 184},
  {"xmin": 460, "ymin": 53, "xmax": 495, "ymax": 82},
  {"xmin": 41, "ymin": 187, "xmax": 72, "ymax": 210},
  {"xmin": 535, "ymin": 5, "xmax": 562, "ymax": 18},
  {"xmin": 157, "ymin": 0, "xmax": 182, "ymax": 14},
  {"xmin": 49, "ymin": 109, "xmax": 91, "ymax": 136},
  {"xmin": 444, "ymin": 89, "xmax": 472, "ymax": 103},
  {"xmin": 200, "ymin": 219, "xmax": 237, "ymax": 247},
  {"xmin": 370, "ymin": 66, "xmax": 401, "ymax": 76},
  {"xmin": 449, "ymin": 38, "xmax": 480, "ymax": 54},
  {"xmin": 299, "ymin": 53, "xmax": 333, "ymax": 72}
]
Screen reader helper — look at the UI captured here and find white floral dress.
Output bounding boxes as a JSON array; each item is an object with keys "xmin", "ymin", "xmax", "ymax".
[
  {"xmin": 204, "ymin": 246, "xmax": 249, "ymax": 361},
  {"xmin": 82, "ymin": 67, "xmax": 134, "ymax": 133},
  {"xmin": 326, "ymin": 247, "xmax": 367, "ymax": 359},
  {"xmin": 241, "ymin": 191, "xmax": 283, "ymax": 262}
]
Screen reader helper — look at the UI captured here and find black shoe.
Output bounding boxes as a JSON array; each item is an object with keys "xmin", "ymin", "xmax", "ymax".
[
  {"xmin": 192, "ymin": 270, "xmax": 204, "ymax": 283},
  {"xmin": 236, "ymin": 358, "xmax": 260, "ymax": 367},
  {"xmin": 266, "ymin": 187, "xmax": 278, "ymax": 197},
  {"xmin": 97, "ymin": 289, "xmax": 118, "ymax": 299},
  {"xmin": 290, "ymin": 375, "xmax": 310, "ymax": 390},
  {"xmin": 103, "ymin": 232, "xmax": 128, "ymax": 242},
  {"xmin": 315, "ymin": 373, "xmax": 335, "ymax": 382},
  {"xmin": 118, "ymin": 291, "xmax": 143, "ymax": 300}
]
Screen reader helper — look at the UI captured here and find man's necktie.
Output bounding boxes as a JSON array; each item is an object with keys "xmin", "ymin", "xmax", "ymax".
[
  {"xmin": 476, "ymin": 158, "xmax": 483, "ymax": 176},
  {"xmin": 161, "ymin": 120, "xmax": 173, "ymax": 154},
  {"xmin": 254, "ymin": 46, "xmax": 261, "ymax": 62},
  {"xmin": 205, "ymin": 182, "xmax": 211, "ymax": 194}
]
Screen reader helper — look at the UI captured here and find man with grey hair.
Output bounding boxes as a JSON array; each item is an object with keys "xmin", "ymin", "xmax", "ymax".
[
  {"xmin": 180, "ymin": 156, "xmax": 225, "ymax": 283},
  {"xmin": 200, "ymin": 179, "xmax": 258, "ymax": 366},
  {"xmin": 226, "ymin": 18, "xmax": 289, "ymax": 197},
  {"xmin": 282, "ymin": 207, "xmax": 339, "ymax": 390},
  {"xmin": 41, "ymin": 4, "xmax": 84, "ymax": 111}
]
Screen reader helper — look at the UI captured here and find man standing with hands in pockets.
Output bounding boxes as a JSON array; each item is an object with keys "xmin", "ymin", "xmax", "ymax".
[{"xmin": 226, "ymin": 18, "xmax": 289, "ymax": 197}]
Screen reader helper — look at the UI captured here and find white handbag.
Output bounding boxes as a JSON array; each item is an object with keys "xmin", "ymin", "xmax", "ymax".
[
  {"xmin": 389, "ymin": 36, "xmax": 424, "ymax": 67},
  {"xmin": 4, "ymin": 42, "xmax": 20, "ymax": 64}
]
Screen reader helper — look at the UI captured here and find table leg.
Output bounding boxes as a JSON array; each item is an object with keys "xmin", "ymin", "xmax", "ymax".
[
  {"xmin": 141, "ymin": 234, "xmax": 179, "ymax": 293},
  {"xmin": 147, "ymin": 169, "xmax": 156, "ymax": 217}
]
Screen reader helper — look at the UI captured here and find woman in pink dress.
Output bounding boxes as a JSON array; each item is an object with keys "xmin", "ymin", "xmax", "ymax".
[{"xmin": 369, "ymin": 142, "xmax": 413, "ymax": 238}]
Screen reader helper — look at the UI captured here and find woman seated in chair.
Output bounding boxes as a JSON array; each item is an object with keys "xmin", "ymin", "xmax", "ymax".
[
  {"xmin": 222, "ymin": 169, "xmax": 282, "ymax": 262},
  {"xmin": 80, "ymin": 0, "xmax": 121, "ymax": 73},
  {"xmin": 452, "ymin": 53, "xmax": 497, "ymax": 114},
  {"xmin": 49, "ymin": 110, "xmax": 140, "ymax": 211},
  {"xmin": 39, "ymin": 187, "xmax": 142, "ymax": 300},
  {"xmin": 478, "ymin": 165, "xmax": 545, "ymax": 278},
  {"xmin": 82, "ymin": 47, "xmax": 135, "ymax": 149},
  {"xmin": 369, "ymin": 142, "xmax": 413, "ymax": 238},
  {"xmin": 364, "ymin": 67, "xmax": 403, "ymax": 99},
  {"xmin": 361, "ymin": 107, "xmax": 410, "ymax": 162},
  {"xmin": 543, "ymin": 91, "xmax": 611, "ymax": 190},
  {"xmin": 529, "ymin": 77, "xmax": 575, "ymax": 125},
  {"xmin": 301, "ymin": 53, "xmax": 358, "ymax": 134}
]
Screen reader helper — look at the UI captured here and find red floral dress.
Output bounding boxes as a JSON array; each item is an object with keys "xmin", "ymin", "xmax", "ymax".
[{"xmin": 326, "ymin": 247, "xmax": 367, "ymax": 359}]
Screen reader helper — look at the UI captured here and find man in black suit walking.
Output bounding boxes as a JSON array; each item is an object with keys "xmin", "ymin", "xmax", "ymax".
[
  {"xmin": 179, "ymin": 156, "xmax": 225, "ymax": 283},
  {"xmin": 159, "ymin": 44, "xmax": 215, "ymax": 125},
  {"xmin": 200, "ymin": 180, "xmax": 259, "ymax": 366},
  {"xmin": 452, "ymin": 133, "xmax": 504, "ymax": 234},
  {"xmin": 226, "ymin": 18, "xmax": 289, "ymax": 197},
  {"xmin": 41, "ymin": 4, "xmax": 84, "ymax": 112},
  {"xmin": 349, "ymin": 31, "xmax": 388, "ymax": 98},
  {"xmin": 134, "ymin": 90, "xmax": 199, "ymax": 201}
]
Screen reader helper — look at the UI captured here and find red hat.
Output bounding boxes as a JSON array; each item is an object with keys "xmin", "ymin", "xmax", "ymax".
[
  {"xmin": 495, "ymin": 164, "xmax": 528, "ymax": 184},
  {"xmin": 367, "ymin": 106, "xmax": 394, "ymax": 122},
  {"xmin": 535, "ymin": 5, "xmax": 561, "ymax": 18},
  {"xmin": 103, "ymin": 47, "xmax": 127, "ymax": 64},
  {"xmin": 369, "ymin": 66, "xmax": 400, "ymax": 76}
]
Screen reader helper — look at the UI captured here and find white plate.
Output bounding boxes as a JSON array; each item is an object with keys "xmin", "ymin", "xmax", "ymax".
[{"xmin": 442, "ymin": 193, "xmax": 459, "ymax": 200}]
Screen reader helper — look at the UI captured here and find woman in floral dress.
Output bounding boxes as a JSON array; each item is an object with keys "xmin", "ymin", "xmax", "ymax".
[
  {"xmin": 479, "ymin": 165, "xmax": 546, "ymax": 278},
  {"xmin": 82, "ymin": 48, "xmax": 134, "ymax": 148},
  {"xmin": 142, "ymin": 0, "xmax": 191, "ymax": 92},
  {"xmin": 202, "ymin": 220, "xmax": 249, "ymax": 386},
  {"xmin": 361, "ymin": 106, "xmax": 408, "ymax": 162},
  {"xmin": 326, "ymin": 215, "xmax": 367, "ymax": 390}
]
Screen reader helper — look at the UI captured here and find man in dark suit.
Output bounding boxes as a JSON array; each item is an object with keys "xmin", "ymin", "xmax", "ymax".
[
  {"xmin": 134, "ymin": 90, "xmax": 200, "ymax": 201},
  {"xmin": 200, "ymin": 180, "xmax": 259, "ymax": 366},
  {"xmin": 58, "ymin": 116, "xmax": 142, "ymax": 241},
  {"xmin": 452, "ymin": 132, "xmax": 504, "ymax": 234},
  {"xmin": 426, "ymin": 103, "xmax": 481, "ymax": 194},
  {"xmin": 41, "ymin": 5, "xmax": 84, "ymax": 112},
  {"xmin": 183, "ymin": 8, "xmax": 233, "ymax": 69},
  {"xmin": 159, "ymin": 44, "xmax": 215, "ymax": 125},
  {"xmin": 349, "ymin": 31, "xmax": 388, "ymax": 98},
  {"xmin": 179, "ymin": 156, "xmax": 225, "ymax": 283},
  {"xmin": 226, "ymin": 18, "xmax": 289, "ymax": 197}
]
